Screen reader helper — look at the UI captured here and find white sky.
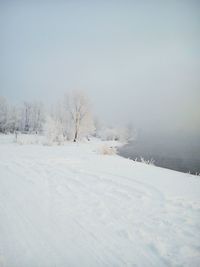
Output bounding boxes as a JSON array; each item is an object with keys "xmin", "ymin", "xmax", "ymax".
[{"xmin": 0, "ymin": 0, "xmax": 199, "ymax": 136}]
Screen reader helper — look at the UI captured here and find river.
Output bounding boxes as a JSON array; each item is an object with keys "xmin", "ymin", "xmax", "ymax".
[{"xmin": 118, "ymin": 134, "xmax": 200, "ymax": 175}]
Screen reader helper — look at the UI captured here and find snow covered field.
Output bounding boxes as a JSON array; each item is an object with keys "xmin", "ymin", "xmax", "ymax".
[{"xmin": 0, "ymin": 135, "xmax": 200, "ymax": 267}]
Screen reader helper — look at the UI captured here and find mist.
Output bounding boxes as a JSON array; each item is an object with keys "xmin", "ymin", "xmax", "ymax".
[
  {"xmin": 1, "ymin": 2, "xmax": 200, "ymax": 264},
  {"xmin": 0, "ymin": 0, "xmax": 199, "ymax": 139}
]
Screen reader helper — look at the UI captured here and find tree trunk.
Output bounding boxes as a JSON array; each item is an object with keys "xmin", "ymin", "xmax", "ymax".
[{"xmin": 73, "ymin": 130, "xmax": 78, "ymax": 142}]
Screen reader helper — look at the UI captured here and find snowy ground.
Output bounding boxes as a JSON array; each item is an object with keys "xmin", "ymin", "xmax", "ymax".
[{"xmin": 0, "ymin": 135, "xmax": 200, "ymax": 267}]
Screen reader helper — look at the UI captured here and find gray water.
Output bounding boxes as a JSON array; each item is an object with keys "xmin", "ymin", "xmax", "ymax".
[{"xmin": 119, "ymin": 134, "xmax": 200, "ymax": 175}]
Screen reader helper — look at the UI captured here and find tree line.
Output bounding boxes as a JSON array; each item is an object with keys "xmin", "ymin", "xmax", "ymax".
[{"xmin": 0, "ymin": 91, "xmax": 134, "ymax": 144}]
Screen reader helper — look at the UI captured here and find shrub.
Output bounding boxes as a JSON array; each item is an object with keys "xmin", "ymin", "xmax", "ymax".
[
  {"xmin": 140, "ymin": 157, "xmax": 155, "ymax": 166},
  {"xmin": 99, "ymin": 144, "xmax": 117, "ymax": 155}
]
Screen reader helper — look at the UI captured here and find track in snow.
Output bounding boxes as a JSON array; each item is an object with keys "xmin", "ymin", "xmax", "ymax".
[{"xmin": 0, "ymin": 141, "xmax": 200, "ymax": 267}]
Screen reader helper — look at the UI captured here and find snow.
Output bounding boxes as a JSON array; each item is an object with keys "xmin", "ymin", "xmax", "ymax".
[{"xmin": 0, "ymin": 135, "xmax": 200, "ymax": 267}]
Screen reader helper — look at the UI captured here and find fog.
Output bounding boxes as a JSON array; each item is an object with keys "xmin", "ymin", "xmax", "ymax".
[{"xmin": 0, "ymin": 0, "xmax": 200, "ymax": 139}]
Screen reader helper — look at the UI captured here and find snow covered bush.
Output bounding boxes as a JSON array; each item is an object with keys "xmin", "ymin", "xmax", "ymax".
[
  {"xmin": 140, "ymin": 157, "xmax": 155, "ymax": 166},
  {"xmin": 97, "ymin": 126, "xmax": 133, "ymax": 143},
  {"xmin": 99, "ymin": 144, "xmax": 117, "ymax": 155},
  {"xmin": 99, "ymin": 127, "xmax": 119, "ymax": 141},
  {"xmin": 43, "ymin": 116, "xmax": 64, "ymax": 145},
  {"xmin": 16, "ymin": 134, "xmax": 44, "ymax": 145}
]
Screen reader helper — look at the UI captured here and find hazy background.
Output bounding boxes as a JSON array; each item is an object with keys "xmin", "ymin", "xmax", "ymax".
[{"xmin": 0, "ymin": 0, "xmax": 200, "ymax": 138}]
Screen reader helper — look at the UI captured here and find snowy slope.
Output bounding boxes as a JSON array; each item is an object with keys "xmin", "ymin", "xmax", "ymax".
[{"xmin": 0, "ymin": 136, "xmax": 200, "ymax": 267}]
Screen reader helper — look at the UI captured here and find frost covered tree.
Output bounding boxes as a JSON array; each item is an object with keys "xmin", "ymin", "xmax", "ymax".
[
  {"xmin": 6, "ymin": 105, "xmax": 20, "ymax": 133},
  {"xmin": 53, "ymin": 100, "xmax": 69, "ymax": 139},
  {"xmin": 20, "ymin": 101, "xmax": 44, "ymax": 133},
  {"xmin": 43, "ymin": 99, "xmax": 71, "ymax": 144},
  {"xmin": 93, "ymin": 117, "xmax": 103, "ymax": 138},
  {"xmin": 43, "ymin": 115, "xmax": 64, "ymax": 145},
  {"xmin": 0, "ymin": 96, "xmax": 8, "ymax": 133},
  {"xmin": 97, "ymin": 125, "xmax": 134, "ymax": 143},
  {"xmin": 21, "ymin": 102, "xmax": 32, "ymax": 132},
  {"xmin": 30, "ymin": 102, "xmax": 45, "ymax": 133},
  {"xmin": 99, "ymin": 127, "xmax": 121, "ymax": 141},
  {"xmin": 0, "ymin": 92, "xmax": 95, "ymax": 143},
  {"xmin": 0, "ymin": 97, "xmax": 22, "ymax": 133},
  {"xmin": 65, "ymin": 91, "xmax": 95, "ymax": 142}
]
